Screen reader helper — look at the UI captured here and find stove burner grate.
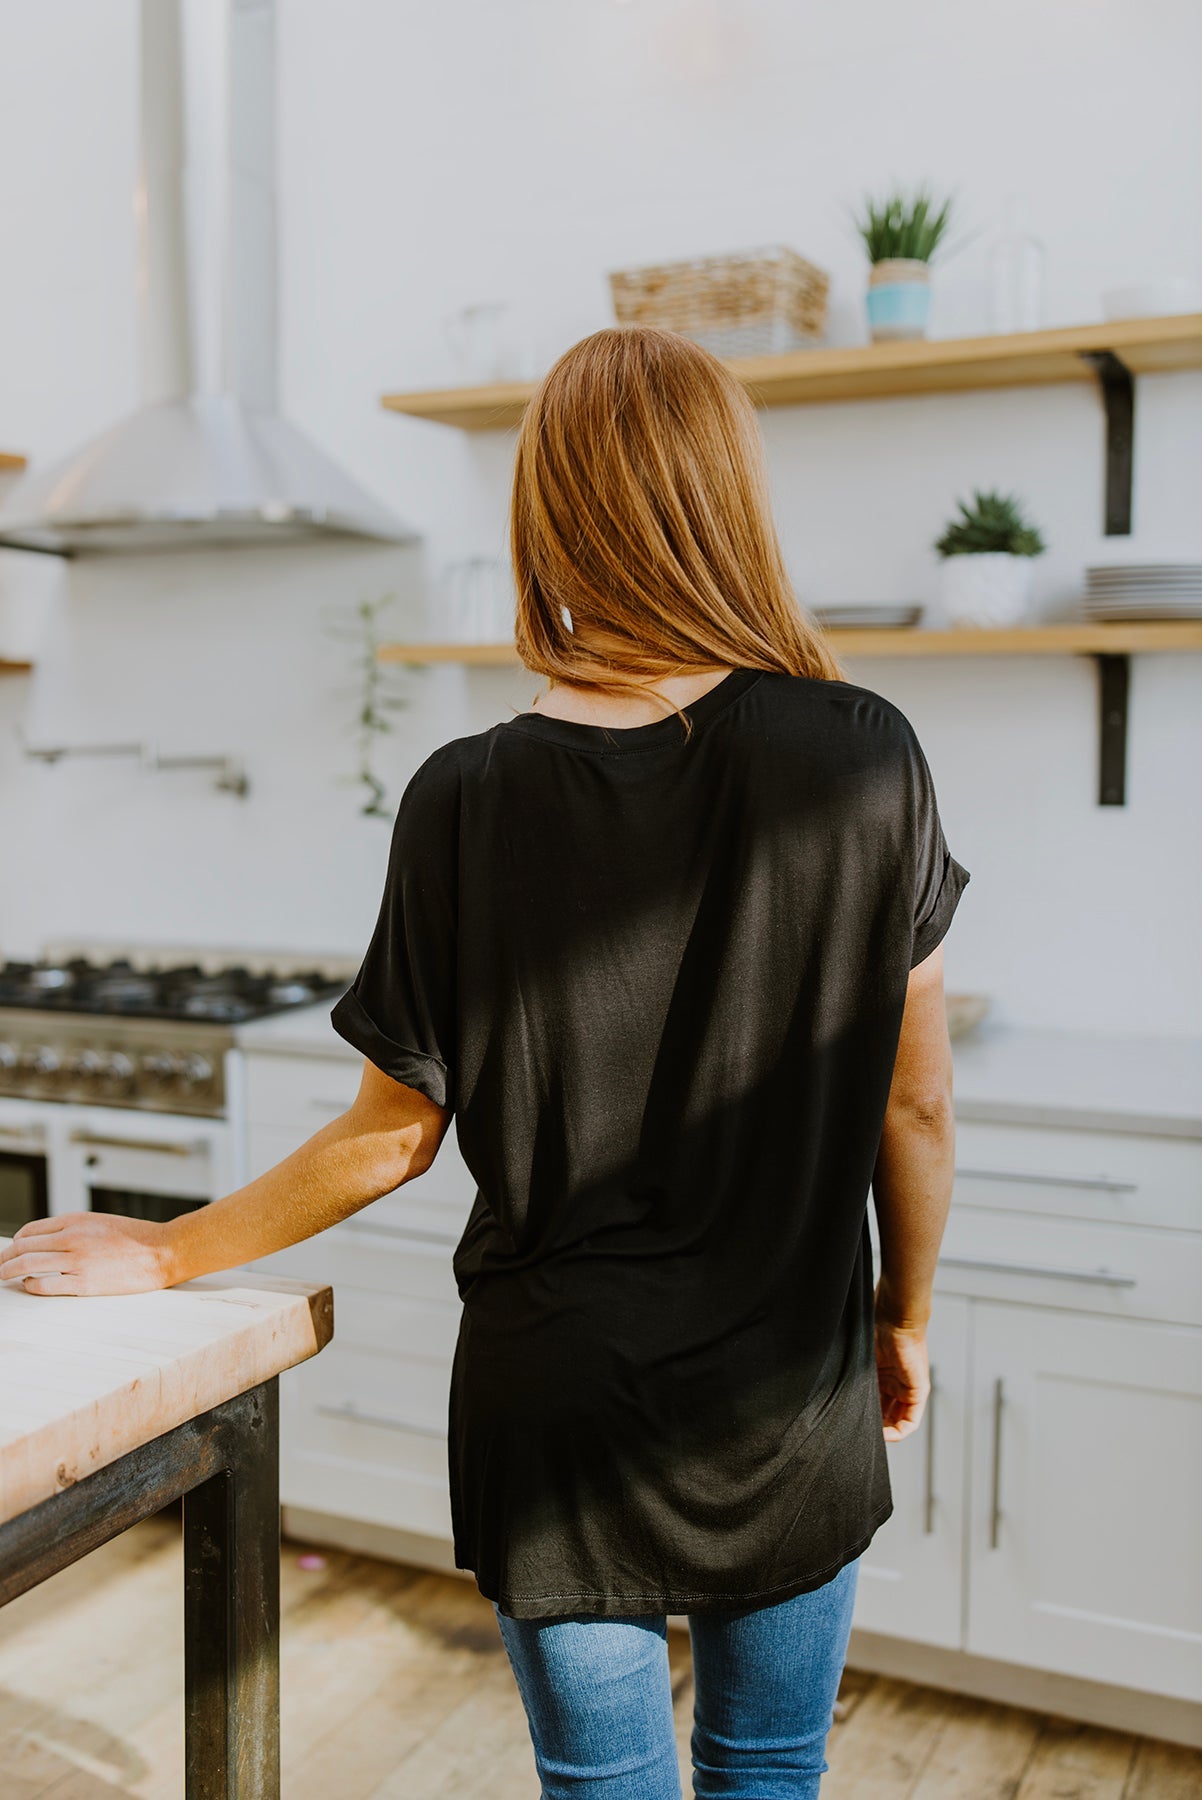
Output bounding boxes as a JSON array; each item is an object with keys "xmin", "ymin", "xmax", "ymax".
[{"xmin": 0, "ymin": 957, "xmax": 345, "ymax": 1023}]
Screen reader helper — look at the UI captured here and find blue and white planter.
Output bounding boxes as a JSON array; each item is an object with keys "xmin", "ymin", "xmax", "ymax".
[{"xmin": 866, "ymin": 258, "xmax": 931, "ymax": 342}]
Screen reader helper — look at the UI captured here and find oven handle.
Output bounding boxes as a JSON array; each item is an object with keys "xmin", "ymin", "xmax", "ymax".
[
  {"xmin": 68, "ymin": 1129, "xmax": 205, "ymax": 1157},
  {"xmin": 0, "ymin": 1123, "xmax": 47, "ymax": 1143}
]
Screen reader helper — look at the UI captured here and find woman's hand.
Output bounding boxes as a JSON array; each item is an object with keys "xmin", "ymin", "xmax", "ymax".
[
  {"xmin": 873, "ymin": 1297, "xmax": 931, "ymax": 1442},
  {"xmin": 0, "ymin": 1213, "xmax": 176, "ymax": 1297}
]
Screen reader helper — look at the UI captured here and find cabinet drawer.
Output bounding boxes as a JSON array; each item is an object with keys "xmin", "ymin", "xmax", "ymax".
[
  {"xmin": 952, "ymin": 1120, "xmax": 1202, "ymax": 1233},
  {"xmin": 277, "ymin": 1325, "xmax": 456, "ymax": 1537},
  {"xmin": 321, "ymin": 1289, "xmax": 461, "ymax": 1361},
  {"xmin": 280, "ymin": 1374, "xmax": 452, "ymax": 1538},
  {"xmin": 251, "ymin": 1225, "xmax": 461, "ymax": 1308},
  {"xmin": 936, "ymin": 1207, "xmax": 1202, "ymax": 1327},
  {"xmin": 291, "ymin": 1338, "xmax": 452, "ymax": 1438},
  {"xmin": 283, "ymin": 1393, "xmax": 448, "ymax": 1483},
  {"xmin": 244, "ymin": 1052, "xmax": 362, "ymax": 1131},
  {"xmin": 245, "ymin": 1125, "xmax": 470, "ymax": 1245}
]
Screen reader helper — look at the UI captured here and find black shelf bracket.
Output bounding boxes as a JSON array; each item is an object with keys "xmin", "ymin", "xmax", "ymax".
[
  {"xmin": 1080, "ymin": 350, "xmax": 1134, "ymax": 536},
  {"xmin": 1091, "ymin": 651, "xmax": 1130, "ymax": 805}
]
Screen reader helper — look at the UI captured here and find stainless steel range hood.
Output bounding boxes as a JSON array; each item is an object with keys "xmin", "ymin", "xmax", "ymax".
[{"xmin": 0, "ymin": 0, "xmax": 413, "ymax": 556}]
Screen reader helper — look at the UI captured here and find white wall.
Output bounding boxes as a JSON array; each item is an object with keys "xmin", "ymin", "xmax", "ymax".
[{"xmin": 0, "ymin": 0, "xmax": 1200, "ymax": 1034}]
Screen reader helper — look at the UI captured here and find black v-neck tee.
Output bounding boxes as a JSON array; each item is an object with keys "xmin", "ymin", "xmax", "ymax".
[{"xmin": 331, "ymin": 667, "xmax": 970, "ymax": 1618}]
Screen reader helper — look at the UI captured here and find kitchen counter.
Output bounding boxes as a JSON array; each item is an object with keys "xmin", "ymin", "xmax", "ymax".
[
  {"xmin": 0, "ymin": 1259, "xmax": 332, "ymax": 1524},
  {"xmin": 235, "ymin": 1014, "xmax": 1202, "ymax": 1734},
  {"xmin": 951, "ymin": 1022, "xmax": 1202, "ymax": 1139},
  {"xmin": 240, "ymin": 1003, "xmax": 1202, "ymax": 1140},
  {"xmin": 0, "ymin": 1256, "xmax": 333, "ymax": 1795}
]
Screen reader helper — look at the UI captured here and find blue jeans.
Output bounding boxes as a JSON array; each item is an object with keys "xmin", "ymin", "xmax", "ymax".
[{"xmin": 493, "ymin": 1556, "xmax": 860, "ymax": 1799}]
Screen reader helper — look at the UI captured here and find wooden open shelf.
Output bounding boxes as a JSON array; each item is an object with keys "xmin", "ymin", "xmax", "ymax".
[
  {"xmin": 380, "ymin": 315, "xmax": 1202, "ymax": 432},
  {"xmin": 378, "ymin": 622, "xmax": 1202, "ymax": 666},
  {"xmin": 0, "ymin": 453, "xmax": 27, "ymax": 472},
  {"xmin": 0, "ymin": 660, "xmax": 33, "ymax": 675}
]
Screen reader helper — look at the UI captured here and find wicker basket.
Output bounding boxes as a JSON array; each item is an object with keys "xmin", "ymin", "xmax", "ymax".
[{"xmin": 609, "ymin": 246, "xmax": 829, "ymax": 357}]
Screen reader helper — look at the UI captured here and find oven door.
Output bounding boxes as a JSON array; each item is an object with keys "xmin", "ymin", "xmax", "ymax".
[
  {"xmin": 0, "ymin": 1109, "xmax": 50, "ymax": 1237},
  {"xmin": 60, "ymin": 1108, "xmax": 232, "ymax": 1226}
]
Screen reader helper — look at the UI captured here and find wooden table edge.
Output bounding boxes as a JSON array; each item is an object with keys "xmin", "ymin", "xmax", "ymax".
[{"xmin": 0, "ymin": 1264, "xmax": 333, "ymax": 1527}]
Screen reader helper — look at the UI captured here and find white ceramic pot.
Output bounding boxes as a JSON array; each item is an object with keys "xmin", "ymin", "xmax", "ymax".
[{"xmin": 939, "ymin": 552, "xmax": 1034, "ymax": 628}]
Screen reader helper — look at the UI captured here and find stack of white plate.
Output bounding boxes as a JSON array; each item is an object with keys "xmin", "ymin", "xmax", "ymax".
[
  {"xmin": 810, "ymin": 603, "xmax": 924, "ymax": 629},
  {"xmin": 1083, "ymin": 564, "xmax": 1202, "ymax": 621}
]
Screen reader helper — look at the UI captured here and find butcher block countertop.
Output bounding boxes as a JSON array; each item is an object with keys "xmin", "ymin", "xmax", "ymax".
[{"xmin": 0, "ymin": 1259, "xmax": 333, "ymax": 1526}]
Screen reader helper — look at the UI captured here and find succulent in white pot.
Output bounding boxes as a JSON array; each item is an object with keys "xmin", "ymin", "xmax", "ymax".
[
  {"xmin": 855, "ymin": 185, "xmax": 955, "ymax": 342},
  {"xmin": 935, "ymin": 490, "xmax": 1046, "ymax": 627}
]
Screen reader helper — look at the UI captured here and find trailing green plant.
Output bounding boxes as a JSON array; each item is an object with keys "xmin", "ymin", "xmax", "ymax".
[
  {"xmin": 323, "ymin": 592, "xmax": 421, "ymax": 818},
  {"xmin": 935, "ymin": 489, "xmax": 1047, "ymax": 558},
  {"xmin": 854, "ymin": 185, "xmax": 955, "ymax": 265}
]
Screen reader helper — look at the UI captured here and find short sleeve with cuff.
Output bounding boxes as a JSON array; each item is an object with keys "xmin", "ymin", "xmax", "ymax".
[
  {"xmin": 907, "ymin": 728, "xmax": 971, "ymax": 969},
  {"xmin": 330, "ymin": 753, "xmax": 459, "ymax": 1110}
]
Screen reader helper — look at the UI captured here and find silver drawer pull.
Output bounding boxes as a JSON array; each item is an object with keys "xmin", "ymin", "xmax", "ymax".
[
  {"xmin": 0, "ymin": 1123, "xmax": 45, "ymax": 1142},
  {"xmin": 316, "ymin": 1401, "xmax": 444, "ymax": 1439},
  {"xmin": 955, "ymin": 1166, "xmax": 1137, "ymax": 1195},
  {"xmin": 989, "ymin": 1378, "xmax": 1004, "ymax": 1550},
  {"xmin": 923, "ymin": 1366, "xmax": 937, "ymax": 1535},
  {"xmin": 69, "ymin": 1129, "xmax": 202, "ymax": 1156},
  {"xmin": 940, "ymin": 1255, "xmax": 1136, "ymax": 1287}
]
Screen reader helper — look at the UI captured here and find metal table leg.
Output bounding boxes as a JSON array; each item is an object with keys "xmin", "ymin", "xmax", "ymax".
[
  {"xmin": 185, "ymin": 1380, "xmax": 280, "ymax": 1800},
  {"xmin": 0, "ymin": 1377, "xmax": 282, "ymax": 1800}
]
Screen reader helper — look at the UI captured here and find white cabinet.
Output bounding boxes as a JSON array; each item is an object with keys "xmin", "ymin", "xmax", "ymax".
[
  {"xmin": 967, "ymin": 1303, "xmax": 1202, "ymax": 1702},
  {"xmin": 264, "ymin": 1225, "xmax": 465, "ymax": 1539},
  {"xmin": 854, "ymin": 1296, "xmax": 969, "ymax": 1649},
  {"xmin": 239, "ymin": 1046, "xmax": 475, "ymax": 1541},
  {"xmin": 857, "ymin": 1115, "xmax": 1202, "ymax": 1705},
  {"xmin": 239, "ymin": 1033, "xmax": 1202, "ymax": 1707}
]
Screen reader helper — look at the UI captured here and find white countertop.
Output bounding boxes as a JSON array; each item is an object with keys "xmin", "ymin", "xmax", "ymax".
[
  {"xmin": 237, "ymin": 1004, "xmax": 1202, "ymax": 1140},
  {"xmin": 0, "ymin": 1262, "xmax": 332, "ymax": 1525},
  {"xmin": 951, "ymin": 1022, "xmax": 1202, "ymax": 1139},
  {"xmin": 235, "ymin": 1000, "xmax": 357, "ymax": 1060}
]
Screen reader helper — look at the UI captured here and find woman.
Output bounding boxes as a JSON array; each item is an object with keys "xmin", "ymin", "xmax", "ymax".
[{"xmin": 0, "ymin": 327, "xmax": 969, "ymax": 1798}]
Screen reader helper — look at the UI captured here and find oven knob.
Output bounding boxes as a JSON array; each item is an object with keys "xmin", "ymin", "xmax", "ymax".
[
  {"xmin": 21, "ymin": 1045, "xmax": 60, "ymax": 1076},
  {"xmin": 0, "ymin": 1042, "xmax": 18, "ymax": 1073},
  {"xmin": 101, "ymin": 1052, "xmax": 136, "ymax": 1086},
  {"xmin": 65, "ymin": 1049, "xmax": 105, "ymax": 1079},
  {"xmin": 142, "ymin": 1052, "xmax": 181, "ymax": 1082},
  {"xmin": 180, "ymin": 1054, "xmax": 214, "ymax": 1089}
]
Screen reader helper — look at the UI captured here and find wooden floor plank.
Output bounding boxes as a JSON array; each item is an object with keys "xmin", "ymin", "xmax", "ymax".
[
  {"xmin": 286, "ymin": 1662, "xmax": 503, "ymax": 1800},
  {"xmin": 1, "ymin": 1520, "xmax": 1198, "ymax": 1800},
  {"xmin": 367, "ymin": 1662, "xmax": 539, "ymax": 1800},
  {"xmin": 906, "ymin": 1693, "xmax": 1043, "ymax": 1800},
  {"xmin": 1014, "ymin": 1714, "xmax": 1138, "ymax": 1799},
  {"xmin": 821, "ymin": 1676, "xmax": 951, "ymax": 1797},
  {"xmin": 1123, "ymin": 1738, "xmax": 1202, "ymax": 1798},
  {"xmin": 0, "ymin": 1522, "xmax": 182, "ymax": 1798}
]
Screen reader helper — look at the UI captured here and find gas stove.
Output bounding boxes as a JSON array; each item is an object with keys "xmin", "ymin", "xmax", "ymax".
[
  {"xmin": 0, "ymin": 944, "xmax": 356, "ymax": 1117},
  {"xmin": 0, "ymin": 956, "xmax": 347, "ymax": 1025}
]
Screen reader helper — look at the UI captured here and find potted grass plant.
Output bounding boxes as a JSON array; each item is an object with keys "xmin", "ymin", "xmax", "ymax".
[
  {"xmin": 855, "ymin": 185, "xmax": 954, "ymax": 341},
  {"xmin": 935, "ymin": 489, "xmax": 1046, "ymax": 627}
]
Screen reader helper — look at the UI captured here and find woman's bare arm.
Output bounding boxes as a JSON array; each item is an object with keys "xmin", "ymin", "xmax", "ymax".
[
  {"xmin": 0, "ymin": 1061, "xmax": 452, "ymax": 1297},
  {"xmin": 871, "ymin": 942, "xmax": 957, "ymax": 1438}
]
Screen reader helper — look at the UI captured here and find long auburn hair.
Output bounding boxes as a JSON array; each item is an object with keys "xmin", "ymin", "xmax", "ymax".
[{"xmin": 511, "ymin": 326, "xmax": 844, "ymax": 729}]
